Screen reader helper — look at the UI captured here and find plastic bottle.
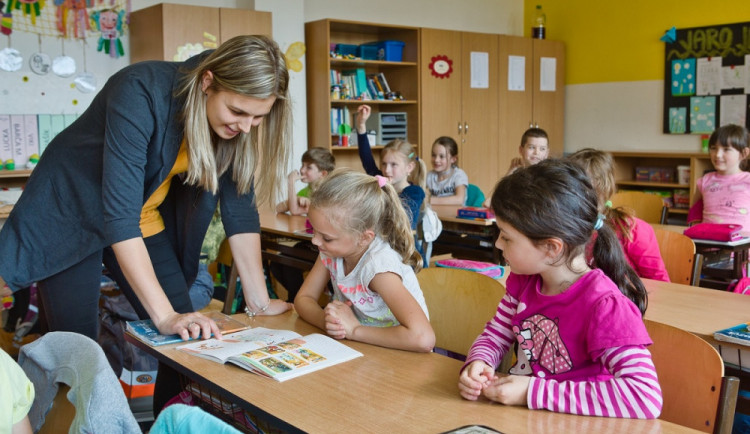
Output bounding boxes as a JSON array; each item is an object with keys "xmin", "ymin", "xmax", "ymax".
[{"xmin": 532, "ymin": 5, "xmax": 546, "ymax": 40}]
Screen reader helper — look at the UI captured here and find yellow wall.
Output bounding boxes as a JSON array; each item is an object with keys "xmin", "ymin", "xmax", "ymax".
[{"xmin": 524, "ymin": 1, "xmax": 750, "ymax": 84}]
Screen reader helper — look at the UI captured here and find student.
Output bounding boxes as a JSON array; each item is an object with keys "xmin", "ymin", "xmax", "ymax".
[
  {"xmin": 568, "ymin": 148, "xmax": 669, "ymax": 282},
  {"xmin": 506, "ymin": 127, "xmax": 550, "ymax": 176},
  {"xmin": 691, "ymin": 124, "xmax": 750, "ymax": 233},
  {"xmin": 458, "ymin": 160, "xmax": 662, "ymax": 419},
  {"xmin": 1, "ymin": 347, "xmax": 33, "ymax": 434},
  {"xmin": 355, "ymin": 105, "xmax": 426, "ymax": 229},
  {"xmin": 426, "ymin": 136, "xmax": 468, "ymax": 205},
  {"xmin": 0, "ymin": 35, "xmax": 293, "ymax": 413},
  {"xmin": 483, "ymin": 127, "xmax": 550, "ymax": 208},
  {"xmin": 294, "ymin": 169, "xmax": 435, "ymax": 353},
  {"xmin": 275, "ymin": 147, "xmax": 335, "ymax": 216}
]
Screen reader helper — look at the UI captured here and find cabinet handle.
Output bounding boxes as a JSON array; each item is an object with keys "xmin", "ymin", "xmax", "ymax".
[
  {"xmin": 457, "ymin": 122, "xmax": 462, "ymax": 134},
  {"xmin": 464, "ymin": 122, "xmax": 468, "ymax": 134}
]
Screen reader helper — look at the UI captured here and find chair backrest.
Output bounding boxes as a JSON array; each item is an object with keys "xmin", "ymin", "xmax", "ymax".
[
  {"xmin": 465, "ymin": 183, "xmax": 486, "ymax": 207},
  {"xmin": 417, "ymin": 267, "xmax": 505, "ymax": 356},
  {"xmin": 611, "ymin": 191, "xmax": 667, "ymax": 224},
  {"xmin": 644, "ymin": 320, "xmax": 738, "ymax": 433},
  {"xmin": 652, "ymin": 227, "xmax": 703, "ymax": 286}
]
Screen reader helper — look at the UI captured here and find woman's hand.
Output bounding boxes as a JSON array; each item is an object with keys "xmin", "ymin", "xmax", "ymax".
[
  {"xmin": 458, "ymin": 360, "xmax": 496, "ymax": 400},
  {"xmin": 248, "ymin": 299, "xmax": 292, "ymax": 317},
  {"xmin": 482, "ymin": 374, "xmax": 530, "ymax": 406},
  {"xmin": 156, "ymin": 311, "xmax": 222, "ymax": 341},
  {"xmin": 356, "ymin": 105, "xmax": 371, "ymax": 134},
  {"xmin": 323, "ymin": 300, "xmax": 358, "ymax": 339}
]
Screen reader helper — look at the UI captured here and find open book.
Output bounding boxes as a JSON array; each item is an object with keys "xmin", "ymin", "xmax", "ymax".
[
  {"xmin": 126, "ymin": 311, "xmax": 249, "ymax": 347},
  {"xmin": 714, "ymin": 322, "xmax": 750, "ymax": 346},
  {"xmin": 177, "ymin": 327, "xmax": 363, "ymax": 382}
]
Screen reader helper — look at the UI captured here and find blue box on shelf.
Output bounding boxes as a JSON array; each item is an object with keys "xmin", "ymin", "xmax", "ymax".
[
  {"xmin": 335, "ymin": 43, "xmax": 357, "ymax": 56},
  {"xmin": 357, "ymin": 44, "xmax": 378, "ymax": 60},
  {"xmin": 362, "ymin": 40, "xmax": 405, "ymax": 62}
]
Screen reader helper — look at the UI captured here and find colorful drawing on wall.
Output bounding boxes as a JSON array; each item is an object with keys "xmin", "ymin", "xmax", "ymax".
[
  {"xmin": 284, "ymin": 42, "xmax": 305, "ymax": 73},
  {"xmin": 690, "ymin": 96, "xmax": 716, "ymax": 134},
  {"xmin": 429, "ymin": 55, "xmax": 453, "ymax": 79},
  {"xmin": 669, "ymin": 107, "xmax": 686, "ymax": 134},
  {"xmin": 173, "ymin": 32, "xmax": 218, "ymax": 62},
  {"xmin": 91, "ymin": 8, "xmax": 125, "ymax": 58},
  {"xmin": 671, "ymin": 58, "xmax": 695, "ymax": 97}
]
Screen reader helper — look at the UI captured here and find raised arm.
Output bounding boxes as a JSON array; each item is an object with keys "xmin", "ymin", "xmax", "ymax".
[{"xmin": 356, "ymin": 105, "xmax": 381, "ymax": 176}]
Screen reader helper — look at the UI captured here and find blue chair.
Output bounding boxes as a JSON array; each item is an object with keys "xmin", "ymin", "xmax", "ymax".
[{"xmin": 465, "ymin": 184, "xmax": 485, "ymax": 207}]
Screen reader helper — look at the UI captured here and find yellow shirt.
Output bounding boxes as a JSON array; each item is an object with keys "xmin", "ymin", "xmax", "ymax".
[{"xmin": 140, "ymin": 139, "xmax": 189, "ymax": 237}]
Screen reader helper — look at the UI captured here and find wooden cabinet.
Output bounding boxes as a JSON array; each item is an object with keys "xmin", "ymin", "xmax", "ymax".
[
  {"xmin": 129, "ymin": 3, "xmax": 272, "ymax": 63},
  {"xmin": 305, "ymin": 19, "xmax": 420, "ymax": 170},
  {"xmin": 610, "ymin": 152, "xmax": 712, "ymax": 219},
  {"xmin": 420, "ymin": 29, "xmax": 499, "ymax": 196},
  {"xmin": 498, "ymin": 36, "xmax": 565, "ymax": 160}
]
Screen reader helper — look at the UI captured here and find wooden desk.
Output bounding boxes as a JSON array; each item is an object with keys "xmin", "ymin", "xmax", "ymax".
[
  {"xmin": 652, "ymin": 224, "xmax": 750, "ymax": 287},
  {"xmin": 258, "ymin": 210, "xmax": 317, "ymax": 271},
  {"xmin": 127, "ymin": 311, "xmax": 697, "ymax": 434},
  {"xmin": 644, "ymin": 278, "xmax": 750, "ymax": 352},
  {"xmin": 431, "ymin": 205, "xmax": 502, "ymax": 264}
]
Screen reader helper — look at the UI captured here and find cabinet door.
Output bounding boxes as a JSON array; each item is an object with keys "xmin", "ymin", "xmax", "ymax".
[
  {"xmin": 219, "ymin": 9, "xmax": 272, "ymax": 41},
  {"xmin": 498, "ymin": 35, "xmax": 533, "ymax": 171},
  {"xmin": 420, "ymin": 28, "xmax": 462, "ymax": 163},
  {"xmin": 532, "ymin": 39, "xmax": 565, "ymax": 157},
  {"xmin": 130, "ymin": 4, "xmax": 220, "ymax": 63},
  {"xmin": 460, "ymin": 32, "xmax": 499, "ymax": 196}
]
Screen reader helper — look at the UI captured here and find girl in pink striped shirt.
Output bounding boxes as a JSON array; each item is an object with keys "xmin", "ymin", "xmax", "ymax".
[{"xmin": 459, "ymin": 159, "xmax": 662, "ymax": 419}]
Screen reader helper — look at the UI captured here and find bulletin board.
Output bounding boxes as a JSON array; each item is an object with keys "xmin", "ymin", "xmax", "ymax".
[{"xmin": 663, "ymin": 21, "xmax": 750, "ymax": 134}]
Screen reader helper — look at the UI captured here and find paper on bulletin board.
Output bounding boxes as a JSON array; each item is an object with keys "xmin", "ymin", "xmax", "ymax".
[
  {"xmin": 722, "ymin": 65, "xmax": 745, "ymax": 91},
  {"xmin": 720, "ymin": 95, "xmax": 747, "ymax": 127},
  {"xmin": 470, "ymin": 52, "xmax": 489, "ymax": 89},
  {"xmin": 539, "ymin": 57, "xmax": 556, "ymax": 91},
  {"xmin": 508, "ymin": 55, "xmax": 525, "ymax": 91},
  {"xmin": 696, "ymin": 57, "xmax": 721, "ymax": 96}
]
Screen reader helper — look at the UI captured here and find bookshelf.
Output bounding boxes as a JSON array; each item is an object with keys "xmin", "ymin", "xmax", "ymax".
[
  {"xmin": 305, "ymin": 19, "xmax": 420, "ymax": 169},
  {"xmin": 0, "ymin": 169, "xmax": 32, "ymax": 218},
  {"xmin": 610, "ymin": 152, "xmax": 712, "ymax": 220}
]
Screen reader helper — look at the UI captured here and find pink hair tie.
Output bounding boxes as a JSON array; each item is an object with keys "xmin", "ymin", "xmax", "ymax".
[{"xmin": 375, "ymin": 175, "xmax": 388, "ymax": 188}]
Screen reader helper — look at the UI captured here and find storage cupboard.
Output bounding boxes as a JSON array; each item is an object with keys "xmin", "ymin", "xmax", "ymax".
[
  {"xmin": 420, "ymin": 29, "xmax": 500, "ymax": 196},
  {"xmin": 498, "ymin": 36, "xmax": 565, "ymax": 161},
  {"xmin": 129, "ymin": 3, "xmax": 272, "ymax": 63},
  {"xmin": 305, "ymin": 19, "xmax": 420, "ymax": 170}
]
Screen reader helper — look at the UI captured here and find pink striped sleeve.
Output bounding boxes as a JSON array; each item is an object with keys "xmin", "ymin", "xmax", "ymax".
[
  {"xmin": 528, "ymin": 345, "xmax": 663, "ymax": 419},
  {"xmin": 463, "ymin": 293, "xmax": 518, "ymax": 371}
]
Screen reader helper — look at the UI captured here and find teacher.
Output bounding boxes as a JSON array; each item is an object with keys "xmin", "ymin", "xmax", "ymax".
[{"xmin": 0, "ymin": 35, "xmax": 292, "ymax": 408}]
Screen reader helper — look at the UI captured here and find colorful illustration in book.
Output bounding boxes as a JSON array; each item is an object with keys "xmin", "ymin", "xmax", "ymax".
[
  {"xmin": 259, "ymin": 357, "xmax": 292, "ymax": 373},
  {"xmin": 278, "ymin": 352, "xmax": 308, "ymax": 368}
]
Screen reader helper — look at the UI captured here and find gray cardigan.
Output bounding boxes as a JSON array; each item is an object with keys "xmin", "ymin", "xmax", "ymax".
[{"xmin": 0, "ymin": 53, "xmax": 260, "ymax": 290}]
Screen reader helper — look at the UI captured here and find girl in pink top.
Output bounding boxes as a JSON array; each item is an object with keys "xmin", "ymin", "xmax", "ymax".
[
  {"xmin": 568, "ymin": 148, "xmax": 669, "ymax": 282},
  {"xmin": 693, "ymin": 124, "xmax": 750, "ymax": 232},
  {"xmin": 459, "ymin": 160, "xmax": 662, "ymax": 419}
]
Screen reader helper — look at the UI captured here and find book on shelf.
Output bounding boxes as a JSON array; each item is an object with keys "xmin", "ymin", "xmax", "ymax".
[
  {"xmin": 376, "ymin": 72, "xmax": 391, "ymax": 93},
  {"xmin": 714, "ymin": 322, "xmax": 750, "ymax": 346},
  {"xmin": 126, "ymin": 311, "xmax": 249, "ymax": 347},
  {"xmin": 177, "ymin": 327, "xmax": 363, "ymax": 382}
]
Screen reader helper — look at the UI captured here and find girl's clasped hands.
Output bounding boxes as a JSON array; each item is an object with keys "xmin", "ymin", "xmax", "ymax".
[{"xmin": 459, "ymin": 361, "xmax": 530, "ymax": 406}]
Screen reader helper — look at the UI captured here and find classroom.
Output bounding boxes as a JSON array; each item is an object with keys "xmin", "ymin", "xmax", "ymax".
[{"xmin": 1, "ymin": 0, "xmax": 750, "ymax": 433}]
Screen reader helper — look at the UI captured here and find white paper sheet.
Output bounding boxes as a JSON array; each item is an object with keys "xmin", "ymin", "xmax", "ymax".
[
  {"xmin": 540, "ymin": 57, "xmax": 556, "ymax": 91},
  {"xmin": 508, "ymin": 55, "xmax": 525, "ymax": 91},
  {"xmin": 697, "ymin": 57, "xmax": 721, "ymax": 95},
  {"xmin": 470, "ymin": 51, "xmax": 489, "ymax": 89}
]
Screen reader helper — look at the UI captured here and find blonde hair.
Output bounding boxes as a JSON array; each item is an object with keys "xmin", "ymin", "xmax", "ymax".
[
  {"xmin": 567, "ymin": 148, "xmax": 635, "ymax": 240},
  {"xmin": 176, "ymin": 35, "xmax": 292, "ymax": 206},
  {"xmin": 382, "ymin": 139, "xmax": 427, "ymax": 190},
  {"xmin": 311, "ymin": 169, "xmax": 422, "ymax": 271}
]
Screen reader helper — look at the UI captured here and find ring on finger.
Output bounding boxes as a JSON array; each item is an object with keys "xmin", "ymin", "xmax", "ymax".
[{"xmin": 187, "ymin": 321, "xmax": 197, "ymax": 329}]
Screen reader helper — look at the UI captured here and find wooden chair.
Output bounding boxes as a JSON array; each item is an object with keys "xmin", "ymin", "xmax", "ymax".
[
  {"xmin": 653, "ymin": 227, "xmax": 703, "ymax": 286},
  {"xmin": 417, "ymin": 267, "xmax": 513, "ymax": 372},
  {"xmin": 644, "ymin": 320, "xmax": 739, "ymax": 433},
  {"xmin": 611, "ymin": 191, "xmax": 668, "ymax": 224}
]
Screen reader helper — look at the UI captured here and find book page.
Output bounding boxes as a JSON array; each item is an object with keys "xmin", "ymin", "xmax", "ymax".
[
  {"xmin": 228, "ymin": 333, "xmax": 363, "ymax": 382},
  {"xmin": 177, "ymin": 327, "xmax": 302, "ymax": 363}
]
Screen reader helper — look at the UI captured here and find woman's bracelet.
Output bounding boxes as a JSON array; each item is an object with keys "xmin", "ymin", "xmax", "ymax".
[{"xmin": 245, "ymin": 300, "xmax": 271, "ymax": 318}]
